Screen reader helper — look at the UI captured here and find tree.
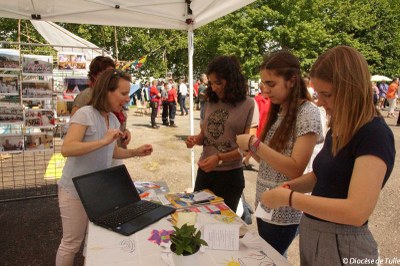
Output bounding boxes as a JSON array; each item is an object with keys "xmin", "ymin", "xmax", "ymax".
[{"xmin": 2, "ymin": 0, "xmax": 400, "ymax": 78}]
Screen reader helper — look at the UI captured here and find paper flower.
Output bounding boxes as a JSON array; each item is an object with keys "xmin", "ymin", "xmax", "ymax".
[{"xmin": 148, "ymin": 229, "xmax": 174, "ymax": 245}]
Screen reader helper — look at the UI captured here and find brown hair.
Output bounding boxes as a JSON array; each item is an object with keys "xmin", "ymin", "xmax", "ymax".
[
  {"xmin": 88, "ymin": 56, "xmax": 115, "ymax": 84},
  {"xmin": 310, "ymin": 46, "xmax": 377, "ymax": 155},
  {"xmin": 90, "ymin": 69, "xmax": 131, "ymax": 112},
  {"xmin": 259, "ymin": 50, "xmax": 311, "ymax": 152},
  {"xmin": 206, "ymin": 55, "xmax": 247, "ymax": 104}
]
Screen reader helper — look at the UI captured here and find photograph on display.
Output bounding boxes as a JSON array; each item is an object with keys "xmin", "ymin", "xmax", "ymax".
[
  {"xmin": 58, "ymin": 52, "xmax": 86, "ymax": 70},
  {"xmin": 59, "ymin": 76, "xmax": 89, "ymax": 102},
  {"xmin": 0, "ymin": 49, "xmax": 20, "ymax": 70},
  {"xmin": 24, "ymin": 132, "xmax": 54, "ymax": 151},
  {"xmin": 25, "ymin": 109, "xmax": 55, "ymax": 127},
  {"xmin": 0, "ymin": 104, "xmax": 24, "ymax": 124},
  {"xmin": 0, "ymin": 94, "xmax": 20, "ymax": 105},
  {"xmin": 22, "ymin": 55, "xmax": 53, "ymax": 75},
  {"xmin": 64, "ymin": 76, "xmax": 89, "ymax": 94},
  {"xmin": 0, "ymin": 135, "xmax": 24, "ymax": 152},
  {"xmin": 22, "ymin": 80, "xmax": 53, "ymax": 99},
  {"xmin": 0, "ymin": 75, "xmax": 19, "ymax": 96}
]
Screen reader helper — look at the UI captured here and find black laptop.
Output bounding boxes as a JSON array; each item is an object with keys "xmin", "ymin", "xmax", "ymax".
[{"xmin": 72, "ymin": 164, "xmax": 175, "ymax": 236}]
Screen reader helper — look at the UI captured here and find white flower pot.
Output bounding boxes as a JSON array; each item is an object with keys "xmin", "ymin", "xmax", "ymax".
[{"xmin": 171, "ymin": 250, "xmax": 199, "ymax": 266}]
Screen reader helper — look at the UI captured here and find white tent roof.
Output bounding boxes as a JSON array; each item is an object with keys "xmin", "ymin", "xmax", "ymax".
[
  {"xmin": 0, "ymin": 0, "xmax": 256, "ymax": 186},
  {"xmin": 31, "ymin": 20, "xmax": 110, "ymax": 61},
  {"xmin": 0, "ymin": 0, "xmax": 255, "ymax": 30}
]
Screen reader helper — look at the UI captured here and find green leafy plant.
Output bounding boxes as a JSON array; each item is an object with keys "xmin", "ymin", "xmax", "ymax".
[{"xmin": 170, "ymin": 223, "xmax": 208, "ymax": 256}]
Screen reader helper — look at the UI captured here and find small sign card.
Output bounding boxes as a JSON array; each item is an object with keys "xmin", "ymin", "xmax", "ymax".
[{"xmin": 203, "ymin": 223, "xmax": 240, "ymax": 251}]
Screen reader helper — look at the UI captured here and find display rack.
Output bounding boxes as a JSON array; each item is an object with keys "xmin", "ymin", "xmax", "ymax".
[{"xmin": 0, "ymin": 42, "xmax": 106, "ymax": 201}]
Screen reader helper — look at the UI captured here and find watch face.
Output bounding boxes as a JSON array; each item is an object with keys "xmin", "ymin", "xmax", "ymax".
[
  {"xmin": 250, "ymin": 139, "xmax": 260, "ymax": 153},
  {"xmin": 250, "ymin": 145, "xmax": 257, "ymax": 153}
]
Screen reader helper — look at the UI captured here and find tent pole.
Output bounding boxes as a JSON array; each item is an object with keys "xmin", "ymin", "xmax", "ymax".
[
  {"xmin": 187, "ymin": 24, "xmax": 195, "ymax": 189},
  {"xmin": 114, "ymin": 26, "xmax": 119, "ymax": 61}
]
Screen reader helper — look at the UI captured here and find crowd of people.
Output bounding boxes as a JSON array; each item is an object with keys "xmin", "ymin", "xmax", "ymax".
[{"xmin": 55, "ymin": 45, "xmax": 396, "ymax": 266}]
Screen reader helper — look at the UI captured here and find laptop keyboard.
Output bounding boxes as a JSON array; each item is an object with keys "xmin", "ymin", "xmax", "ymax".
[{"xmin": 98, "ymin": 201, "xmax": 160, "ymax": 228}]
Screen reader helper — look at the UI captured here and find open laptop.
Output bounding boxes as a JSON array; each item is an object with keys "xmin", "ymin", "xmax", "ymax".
[{"xmin": 72, "ymin": 164, "xmax": 175, "ymax": 236}]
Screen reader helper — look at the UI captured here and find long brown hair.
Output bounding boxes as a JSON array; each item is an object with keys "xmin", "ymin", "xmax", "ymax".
[
  {"xmin": 310, "ymin": 46, "xmax": 377, "ymax": 155},
  {"xmin": 260, "ymin": 50, "xmax": 311, "ymax": 152},
  {"xmin": 89, "ymin": 69, "xmax": 131, "ymax": 112}
]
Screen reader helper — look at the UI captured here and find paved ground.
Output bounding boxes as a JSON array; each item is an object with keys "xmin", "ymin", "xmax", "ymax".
[{"xmin": 0, "ymin": 106, "xmax": 398, "ymax": 265}]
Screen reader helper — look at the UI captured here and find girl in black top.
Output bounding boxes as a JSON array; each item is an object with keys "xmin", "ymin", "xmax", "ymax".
[{"xmin": 259, "ymin": 46, "xmax": 395, "ymax": 265}]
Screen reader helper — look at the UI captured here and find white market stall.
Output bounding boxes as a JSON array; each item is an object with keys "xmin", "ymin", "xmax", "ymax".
[{"xmin": 0, "ymin": 0, "xmax": 256, "ymax": 185}]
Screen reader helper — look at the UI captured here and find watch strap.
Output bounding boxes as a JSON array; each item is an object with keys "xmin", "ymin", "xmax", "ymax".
[{"xmin": 250, "ymin": 138, "xmax": 261, "ymax": 153}]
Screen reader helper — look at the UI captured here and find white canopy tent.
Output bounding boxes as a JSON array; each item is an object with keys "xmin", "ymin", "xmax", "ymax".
[
  {"xmin": 30, "ymin": 20, "xmax": 110, "ymax": 61},
  {"xmin": 0, "ymin": 0, "xmax": 256, "ymax": 186}
]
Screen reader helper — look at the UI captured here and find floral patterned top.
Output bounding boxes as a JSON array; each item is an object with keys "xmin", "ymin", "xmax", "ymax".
[{"xmin": 256, "ymin": 101, "xmax": 324, "ymax": 225}]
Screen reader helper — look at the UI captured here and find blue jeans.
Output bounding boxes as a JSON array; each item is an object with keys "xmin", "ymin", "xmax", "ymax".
[
  {"xmin": 179, "ymin": 96, "xmax": 188, "ymax": 115},
  {"xmin": 256, "ymin": 218, "xmax": 299, "ymax": 256}
]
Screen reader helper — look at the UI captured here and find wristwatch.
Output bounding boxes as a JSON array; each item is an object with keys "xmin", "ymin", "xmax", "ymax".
[
  {"xmin": 216, "ymin": 153, "xmax": 223, "ymax": 165},
  {"xmin": 249, "ymin": 137, "xmax": 261, "ymax": 153}
]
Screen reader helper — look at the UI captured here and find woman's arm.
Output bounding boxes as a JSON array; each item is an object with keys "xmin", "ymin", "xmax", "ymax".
[
  {"xmin": 237, "ymin": 133, "xmax": 318, "ymax": 179},
  {"xmin": 262, "ymin": 155, "xmax": 387, "ymax": 226},
  {"xmin": 198, "ymin": 126, "xmax": 254, "ymax": 173},
  {"xmin": 113, "ymin": 144, "xmax": 153, "ymax": 159},
  {"xmin": 61, "ymin": 123, "xmax": 122, "ymax": 157},
  {"xmin": 185, "ymin": 126, "xmax": 205, "ymax": 148},
  {"xmin": 283, "ymin": 171, "xmax": 317, "ymax": 193}
]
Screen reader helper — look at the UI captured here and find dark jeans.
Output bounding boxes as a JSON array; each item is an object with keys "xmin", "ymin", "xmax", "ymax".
[
  {"xmin": 162, "ymin": 101, "xmax": 169, "ymax": 124},
  {"xmin": 179, "ymin": 95, "xmax": 188, "ymax": 115},
  {"xmin": 256, "ymin": 218, "xmax": 299, "ymax": 256},
  {"xmin": 397, "ymin": 111, "xmax": 400, "ymax": 125},
  {"xmin": 168, "ymin": 102, "xmax": 177, "ymax": 124},
  {"xmin": 194, "ymin": 167, "xmax": 244, "ymax": 212},
  {"xmin": 150, "ymin": 101, "xmax": 158, "ymax": 126},
  {"xmin": 199, "ymin": 100, "xmax": 206, "ymax": 119}
]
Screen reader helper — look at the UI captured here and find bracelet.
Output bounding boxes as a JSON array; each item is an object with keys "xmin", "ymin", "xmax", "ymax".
[
  {"xmin": 248, "ymin": 135, "xmax": 255, "ymax": 151},
  {"xmin": 216, "ymin": 153, "xmax": 223, "ymax": 165},
  {"xmin": 288, "ymin": 190, "xmax": 294, "ymax": 207}
]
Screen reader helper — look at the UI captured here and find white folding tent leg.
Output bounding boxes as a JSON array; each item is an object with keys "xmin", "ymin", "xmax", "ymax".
[{"xmin": 187, "ymin": 24, "xmax": 196, "ymax": 188}]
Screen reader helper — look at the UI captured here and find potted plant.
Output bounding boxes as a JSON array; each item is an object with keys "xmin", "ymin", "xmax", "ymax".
[{"xmin": 170, "ymin": 223, "xmax": 208, "ymax": 266}]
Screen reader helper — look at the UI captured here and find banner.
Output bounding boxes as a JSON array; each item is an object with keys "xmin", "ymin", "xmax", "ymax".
[{"xmin": 120, "ymin": 55, "xmax": 148, "ymax": 71}]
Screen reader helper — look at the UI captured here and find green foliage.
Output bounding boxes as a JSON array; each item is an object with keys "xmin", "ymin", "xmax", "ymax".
[
  {"xmin": 2, "ymin": 0, "xmax": 400, "ymax": 78},
  {"xmin": 170, "ymin": 223, "xmax": 208, "ymax": 256}
]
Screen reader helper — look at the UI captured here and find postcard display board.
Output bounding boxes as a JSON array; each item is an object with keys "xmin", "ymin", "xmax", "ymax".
[
  {"xmin": 0, "ymin": 51, "xmax": 56, "ymax": 154},
  {"xmin": 1, "ymin": 50, "xmax": 90, "ymax": 155},
  {"xmin": 55, "ymin": 52, "xmax": 88, "ymax": 122}
]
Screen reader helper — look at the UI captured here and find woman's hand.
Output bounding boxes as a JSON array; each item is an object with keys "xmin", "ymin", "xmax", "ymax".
[
  {"xmin": 121, "ymin": 129, "xmax": 131, "ymax": 147},
  {"xmin": 185, "ymin": 135, "xmax": 200, "ymax": 148},
  {"xmin": 236, "ymin": 134, "xmax": 252, "ymax": 152},
  {"xmin": 103, "ymin": 129, "xmax": 124, "ymax": 145},
  {"xmin": 197, "ymin": 154, "xmax": 219, "ymax": 172},
  {"xmin": 261, "ymin": 187, "xmax": 291, "ymax": 209},
  {"xmin": 134, "ymin": 144, "xmax": 153, "ymax": 157}
]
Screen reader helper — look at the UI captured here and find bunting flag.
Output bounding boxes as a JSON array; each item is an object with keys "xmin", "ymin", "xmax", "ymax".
[{"xmin": 120, "ymin": 55, "xmax": 148, "ymax": 71}]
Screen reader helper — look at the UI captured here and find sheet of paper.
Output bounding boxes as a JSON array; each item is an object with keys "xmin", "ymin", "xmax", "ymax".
[
  {"xmin": 203, "ymin": 223, "xmax": 240, "ymax": 251},
  {"xmin": 157, "ymin": 194, "xmax": 171, "ymax": 205},
  {"xmin": 255, "ymin": 202, "xmax": 273, "ymax": 221},
  {"xmin": 193, "ymin": 191, "xmax": 215, "ymax": 201},
  {"xmin": 176, "ymin": 212, "xmax": 197, "ymax": 228}
]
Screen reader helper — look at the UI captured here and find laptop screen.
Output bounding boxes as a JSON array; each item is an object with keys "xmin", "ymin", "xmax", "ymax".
[{"xmin": 73, "ymin": 165, "xmax": 141, "ymax": 219}]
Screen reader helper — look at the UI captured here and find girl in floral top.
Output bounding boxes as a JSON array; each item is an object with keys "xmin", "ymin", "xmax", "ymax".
[{"xmin": 237, "ymin": 50, "xmax": 323, "ymax": 255}]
